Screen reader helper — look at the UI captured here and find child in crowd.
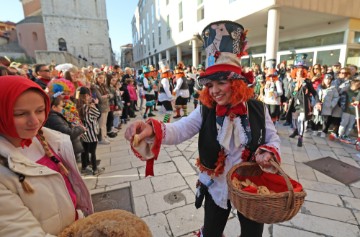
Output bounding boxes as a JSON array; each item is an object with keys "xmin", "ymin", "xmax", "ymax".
[
  {"xmin": 338, "ymin": 78, "xmax": 360, "ymax": 141},
  {"xmin": 45, "ymin": 93, "xmax": 86, "ymax": 156},
  {"xmin": 113, "ymin": 80, "xmax": 124, "ymax": 129},
  {"xmin": 127, "ymin": 78, "xmax": 137, "ymax": 118},
  {"xmin": 312, "ymin": 74, "xmax": 339, "ymax": 137},
  {"xmin": 76, "ymin": 87, "xmax": 104, "ymax": 175}
]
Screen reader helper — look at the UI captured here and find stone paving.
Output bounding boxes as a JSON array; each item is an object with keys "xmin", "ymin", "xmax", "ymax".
[{"xmin": 82, "ymin": 104, "xmax": 360, "ymax": 237}]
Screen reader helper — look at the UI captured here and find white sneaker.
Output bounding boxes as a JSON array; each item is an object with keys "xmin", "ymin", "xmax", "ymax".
[
  {"xmin": 99, "ymin": 140, "xmax": 110, "ymax": 145},
  {"xmin": 320, "ymin": 132, "xmax": 326, "ymax": 138},
  {"xmin": 111, "ymin": 127, "xmax": 119, "ymax": 133}
]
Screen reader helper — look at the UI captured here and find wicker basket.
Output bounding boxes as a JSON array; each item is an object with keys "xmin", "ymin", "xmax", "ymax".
[{"xmin": 227, "ymin": 160, "xmax": 306, "ymax": 224}]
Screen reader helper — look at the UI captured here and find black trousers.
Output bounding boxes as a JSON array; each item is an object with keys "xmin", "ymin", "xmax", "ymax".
[
  {"xmin": 202, "ymin": 190, "xmax": 264, "ymax": 237},
  {"xmin": 81, "ymin": 141, "xmax": 98, "ymax": 171},
  {"xmin": 323, "ymin": 116, "xmax": 341, "ymax": 134},
  {"xmin": 106, "ymin": 111, "xmax": 114, "ymax": 133}
]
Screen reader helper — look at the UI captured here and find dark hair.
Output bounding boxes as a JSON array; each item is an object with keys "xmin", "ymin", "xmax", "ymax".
[
  {"xmin": 105, "ymin": 73, "xmax": 113, "ymax": 87},
  {"xmin": 35, "ymin": 64, "xmax": 47, "ymax": 75},
  {"xmin": 50, "ymin": 96, "xmax": 63, "ymax": 107},
  {"xmin": 0, "ymin": 66, "xmax": 8, "ymax": 76},
  {"xmin": 321, "ymin": 73, "xmax": 333, "ymax": 89},
  {"xmin": 76, "ymin": 93, "xmax": 88, "ymax": 121},
  {"xmin": 113, "ymin": 65, "xmax": 120, "ymax": 70}
]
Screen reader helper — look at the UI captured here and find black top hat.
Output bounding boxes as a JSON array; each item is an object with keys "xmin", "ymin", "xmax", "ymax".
[
  {"xmin": 201, "ymin": 20, "xmax": 247, "ymax": 68},
  {"xmin": 294, "ymin": 53, "xmax": 309, "ymax": 69},
  {"xmin": 198, "ymin": 20, "xmax": 253, "ymax": 85}
]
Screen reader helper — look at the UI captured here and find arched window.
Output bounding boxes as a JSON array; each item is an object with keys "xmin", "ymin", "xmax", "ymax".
[
  {"xmin": 58, "ymin": 38, "xmax": 67, "ymax": 51},
  {"xmin": 32, "ymin": 32, "xmax": 38, "ymax": 41}
]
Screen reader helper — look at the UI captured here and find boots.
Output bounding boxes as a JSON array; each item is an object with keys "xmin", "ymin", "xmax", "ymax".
[
  {"xmin": 173, "ymin": 108, "xmax": 181, "ymax": 119},
  {"xmin": 289, "ymin": 129, "xmax": 299, "ymax": 138},
  {"xmin": 297, "ymin": 136, "xmax": 303, "ymax": 147}
]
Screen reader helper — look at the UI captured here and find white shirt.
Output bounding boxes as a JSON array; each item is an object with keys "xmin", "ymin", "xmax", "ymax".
[
  {"xmin": 162, "ymin": 105, "xmax": 280, "ymax": 209},
  {"xmin": 158, "ymin": 77, "xmax": 173, "ymax": 102},
  {"xmin": 173, "ymin": 77, "xmax": 190, "ymax": 98}
]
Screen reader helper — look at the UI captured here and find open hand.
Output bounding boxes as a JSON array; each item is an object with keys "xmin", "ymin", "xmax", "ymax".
[
  {"xmin": 124, "ymin": 120, "xmax": 154, "ymax": 144},
  {"xmin": 255, "ymin": 150, "xmax": 274, "ymax": 171}
]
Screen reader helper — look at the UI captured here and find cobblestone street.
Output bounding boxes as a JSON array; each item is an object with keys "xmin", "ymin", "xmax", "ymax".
[{"xmin": 84, "ymin": 103, "xmax": 360, "ymax": 237}]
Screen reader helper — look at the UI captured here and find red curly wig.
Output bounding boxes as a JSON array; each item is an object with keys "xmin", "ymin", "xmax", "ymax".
[
  {"xmin": 199, "ymin": 79, "xmax": 254, "ymax": 108},
  {"xmin": 291, "ymin": 68, "xmax": 308, "ymax": 79}
]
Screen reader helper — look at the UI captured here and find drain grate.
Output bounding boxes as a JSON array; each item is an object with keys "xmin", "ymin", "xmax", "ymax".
[
  {"xmin": 163, "ymin": 191, "xmax": 185, "ymax": 204},
  {"xmin": 305, "ymin": 156, "xmax": 360, "ymax": 185},
  {"xmin": 91, "ymin": 187, "xmax": 134, "ymax": 213}
]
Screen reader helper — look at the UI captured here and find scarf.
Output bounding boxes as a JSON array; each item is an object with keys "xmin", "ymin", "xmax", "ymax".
[
  {"xmin": 215, "ymin": 103, "xmax": 249, "ymax": 151},
  {"xmin": 0, "ymin": 76, "xmax": 50, "ymax": 147},
  {"xmin": 216, "ymin": 103, "xmax": 247, "ymax": 117}
]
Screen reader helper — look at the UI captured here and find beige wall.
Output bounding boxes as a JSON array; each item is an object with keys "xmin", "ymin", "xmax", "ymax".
[
  {"xmin": 35, "ymin": 50, "xmax": 86, "ymax": 67},
  {"xmin": 0, "ymin": 37, "xmax": 8, "ymax": 46},
  {"xmin": 276, "ymin": 0, "xmax": 360, "ymax": 18},
  {"xmin": 21, "ymin": 0, "xmax": 42, "ymax": 17},
  {"xmin": 16, "ymin": 22, "xmax": 47, "ymax": 59}
]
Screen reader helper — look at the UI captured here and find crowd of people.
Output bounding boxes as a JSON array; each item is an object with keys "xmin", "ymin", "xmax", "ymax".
[
  {"xmin": 0, "ymin": 19, "xmax": 360, "ymax": 235},
  {"xmin": 251, "ymin": 55, "xmax": 360, "ymax": 147}
]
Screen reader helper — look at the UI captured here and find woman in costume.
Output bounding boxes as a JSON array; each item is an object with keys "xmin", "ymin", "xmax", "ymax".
[
  {"xmin": 0, "ymin": 76, "xmax": 93, "ymax": 236},
  {"xmin": 287, "ymin": 59, "xmax": 319, "ymax": 147},
  {"xmin": 125, "ymin": 21, "xmax": 281, "ymax": 237}
]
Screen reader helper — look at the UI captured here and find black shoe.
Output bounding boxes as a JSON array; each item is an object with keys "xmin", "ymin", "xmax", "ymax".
[
  {"xmin": 283, "ymin": 121, "xmax": 290, "ymax": 126},
  {"xmin": 153, "ymin": 108, "xmax": 158, "ymax": 111},
  {"xmin": 173, "ymin": 115, "xmax": 182, "ymax": 119},
  {"xmin": 107, "ymin": 132, "xmax": 117, "ymax": 138},
  {"xmin": 143, "ymin": 114, "xmax": 147, "ymax": 119},
  {"xmin": 297, "ymin": 136, "xmax": 303, "ymax": 147},
  {"xmin": 92, "ymin": 167, "xmax": 105, "ymax": 175},
  {"xmin": 130, "ymin": 115, "xmax": 136, "ymax": 118},
  {"xmin": 89, "ymin": 160, "xmax": 101, "ymax": 168},
  {"xmin": 289, "ymin": 129, "xmax": 299, "ymax": 138},
  {"xmin": 148, "ymin": 113, "xmax": 156, "ymax": 117}
]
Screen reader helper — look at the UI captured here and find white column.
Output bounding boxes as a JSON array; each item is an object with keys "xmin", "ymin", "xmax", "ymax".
[
  {"xmin": 153, "ymin": 55, "xmax": 157, "ymax": 68},
  {"xmin": 176, "ymin": 46, "xmax": 182, "ymax": 64},
  {"xmin": 192, "ymin": 38, "xmax": 198, "ymax": 67},
  {"xmin": 166, "ymin": 49, "xmax": 170, "ymax": 63},
  {"xmin": 265, "ymin": 8, "xmax": 280, "ymax": 68},
  {"xmin": 159, "ymin": 52, "xmax": 162, "ymax": 62},
  {"xmin": 148, "ymin": 57, "xmax": 152, "ymax": 66},
  {"xmin": 312, "ymin": 51, "xmax": 318, "ymax": 65}
]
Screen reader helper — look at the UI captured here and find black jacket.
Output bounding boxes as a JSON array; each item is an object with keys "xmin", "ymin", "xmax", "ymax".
[{"xmin": 44, "ymin": 110, "xmax": 85, "ymax": 153}]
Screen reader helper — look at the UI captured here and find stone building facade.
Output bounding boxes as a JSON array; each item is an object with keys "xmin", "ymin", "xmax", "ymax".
[
  {"xmin": 18, "ymin": 0, "xmax": 112, "ymax": 66},
  {"xmin": 120, "ymin": 44, "xmax": 135, "ymax": 69}
]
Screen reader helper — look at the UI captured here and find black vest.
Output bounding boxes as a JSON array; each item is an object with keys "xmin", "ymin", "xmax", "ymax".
[
  {"xmin": 198, "ymin": 99, "xmax": 266, "ymax": 170},
  {"xmin": 179, "ymin": 77, "xmax": 189, "ymax": 90},
  {"xmin": 159, "ymin": 78, "xmax": 173, "ymax": 93}
]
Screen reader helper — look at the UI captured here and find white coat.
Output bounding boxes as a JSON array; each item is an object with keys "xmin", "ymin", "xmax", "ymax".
[{"xmin": 0, "ymin": 127, "xmax": 93, "ymax": 237}]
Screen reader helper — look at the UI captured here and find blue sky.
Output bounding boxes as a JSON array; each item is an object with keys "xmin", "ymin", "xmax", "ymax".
[{"xmin": 0, "ymin": 0, "xmax": 138, "ymax": 53}]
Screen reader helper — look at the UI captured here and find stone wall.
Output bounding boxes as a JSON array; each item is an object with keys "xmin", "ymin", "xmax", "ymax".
[
  {"xmin": 40, "ymin": 0, "xmax": 112, "ymax": 66},
  {"xmin": 35, "ymin": 50, "xmax": 86, "ymax": 67}
]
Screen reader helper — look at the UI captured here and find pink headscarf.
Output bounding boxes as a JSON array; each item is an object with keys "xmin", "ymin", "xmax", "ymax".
[{"xmin": 0, "ymin": 76, "xmax": 50, "ymax": 147}]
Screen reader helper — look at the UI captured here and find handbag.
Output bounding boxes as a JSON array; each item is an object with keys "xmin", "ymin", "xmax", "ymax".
[
  {"xmin": 94, "ymin": 121, "xmax": 100, "ymax": 135},
  {"xmin": 72, "ymin": 136, "xmax": 84, "ymax": 154},
  {"xmin": 109, "ymin": 105, "xmax": 116, "ymax": 111}
]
